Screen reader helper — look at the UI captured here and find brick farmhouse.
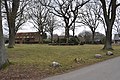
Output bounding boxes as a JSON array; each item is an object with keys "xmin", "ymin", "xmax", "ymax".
[{"xmin": 15, "ymin": 32, "xmax": 40, "ymax": 44}]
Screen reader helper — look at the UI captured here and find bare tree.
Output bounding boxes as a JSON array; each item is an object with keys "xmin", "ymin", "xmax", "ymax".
[
  {"xmin": 78, "ymin": 1, "xmax": 102, "ymax": 44},
  {"xmin": 0, "ymin": 0, "xmax": 8, "ymax": 69},
  {"xmin": 78, "ymin": 30, "xmax": 92, "ymax": 44},
  {"xmin": 15, "ymin": 0, "xmax": 30, "ymax": 33},
  {"xmin": 46, "ymin": 13, "xmax": 58, "ymax": 43},
  {"xmin": 4, "ymin": 0, "xmax": 20, "ymax": 48},
  {"xmin": 99, "ymin": 0, "xmax": 120, "ymax": 50},
  {"xmin": 3, "ymin": 0, "xmax": 29, "ymax": 48},
  {"xmin": 27, "ymin": 0, "xmax": 49, "ymax": 44},
  {"xmin": 41, "ymin": 0, "xmax": 90, "ymax": 43},
  {"xmin": 99, "ymin": 15, "xmax": 107, "ymax": 35}
]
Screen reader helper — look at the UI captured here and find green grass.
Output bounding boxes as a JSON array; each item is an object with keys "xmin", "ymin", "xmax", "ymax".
[{"xmin": 1, "ymin": 44, "xmax": 120, "ymax": 79}]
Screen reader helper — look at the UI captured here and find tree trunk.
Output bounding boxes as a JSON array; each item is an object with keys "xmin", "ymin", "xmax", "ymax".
[
  {"xmin": 8, "ymin": 25, "xmax": 15, "ymax": 48},
  {"xmin": 40, "ymin": 35, "xmax": 43, "ymax": 44},
  {"xmin": 103, "ymin": 24, "xmax": 113, "ymax": 50},
  {"xmin": 50, "ymin": 32, "xmax": 53, "ymax": 43},
  {"xmin": 65, "ymin": 27, "xmax": 69, "ymax": 43},
  {"xmin": 73, "ymin": 28, "xmax": 75, "ymax": 37},
  {"xmin": 38, "ymin": 32, "xmax": 41, "ymax": 44},
  {"xmin": 100, "ymin": 0, "xmax": 117, "ymax": 50},
  {"xmin": 72, "ymin": 22, "xmax": 75, "ymax": 37},
  {"xmin": 4, "ymin": 0, "xmax": 20, "ymax": 48},
  {"xmin": 38, "ymin": 31, "xmax": 43, "ymax": 44},
  {"xmin": 0, "ymin": 31, "xmax": 8, "ymax": 69},
  {"xmin": 0, "ymin": 0, "xmax": 8, "ymax": 69},
  {"xmin": 92, "ymin": 31, "xmax": 95, "ymax": 44}
]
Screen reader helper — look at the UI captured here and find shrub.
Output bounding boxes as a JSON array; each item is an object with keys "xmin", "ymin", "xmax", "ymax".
[
  {"xmin": 68, "ymin": 37, "xmax": 79, "ymax": 45},
  {"xmin": 58, "ymin": 38, "xmax": 66, "ymax": 43},
  {"xmin": 43, "ymin": 39, "xmax": 51, "ymax": 44}
]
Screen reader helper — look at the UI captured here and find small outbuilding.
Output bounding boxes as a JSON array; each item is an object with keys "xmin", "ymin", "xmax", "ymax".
[{"xmin": 114, "ymin": 34, "xmax": 120, "ymax": 44}]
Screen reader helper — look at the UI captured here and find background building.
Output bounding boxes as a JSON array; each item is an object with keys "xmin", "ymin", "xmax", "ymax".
[
  {"xmin": 114, "ymin": 34, "xmax": 120, "ymax": 44},
  {"xmin": 15, "ymin": 32, "xmax": 39, "ymax": 44}
]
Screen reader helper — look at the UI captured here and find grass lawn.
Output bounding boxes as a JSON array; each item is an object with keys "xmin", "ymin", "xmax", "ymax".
[{"xmin": 0, "ymin": 44, "xmax": 120, "ymax": 80}]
